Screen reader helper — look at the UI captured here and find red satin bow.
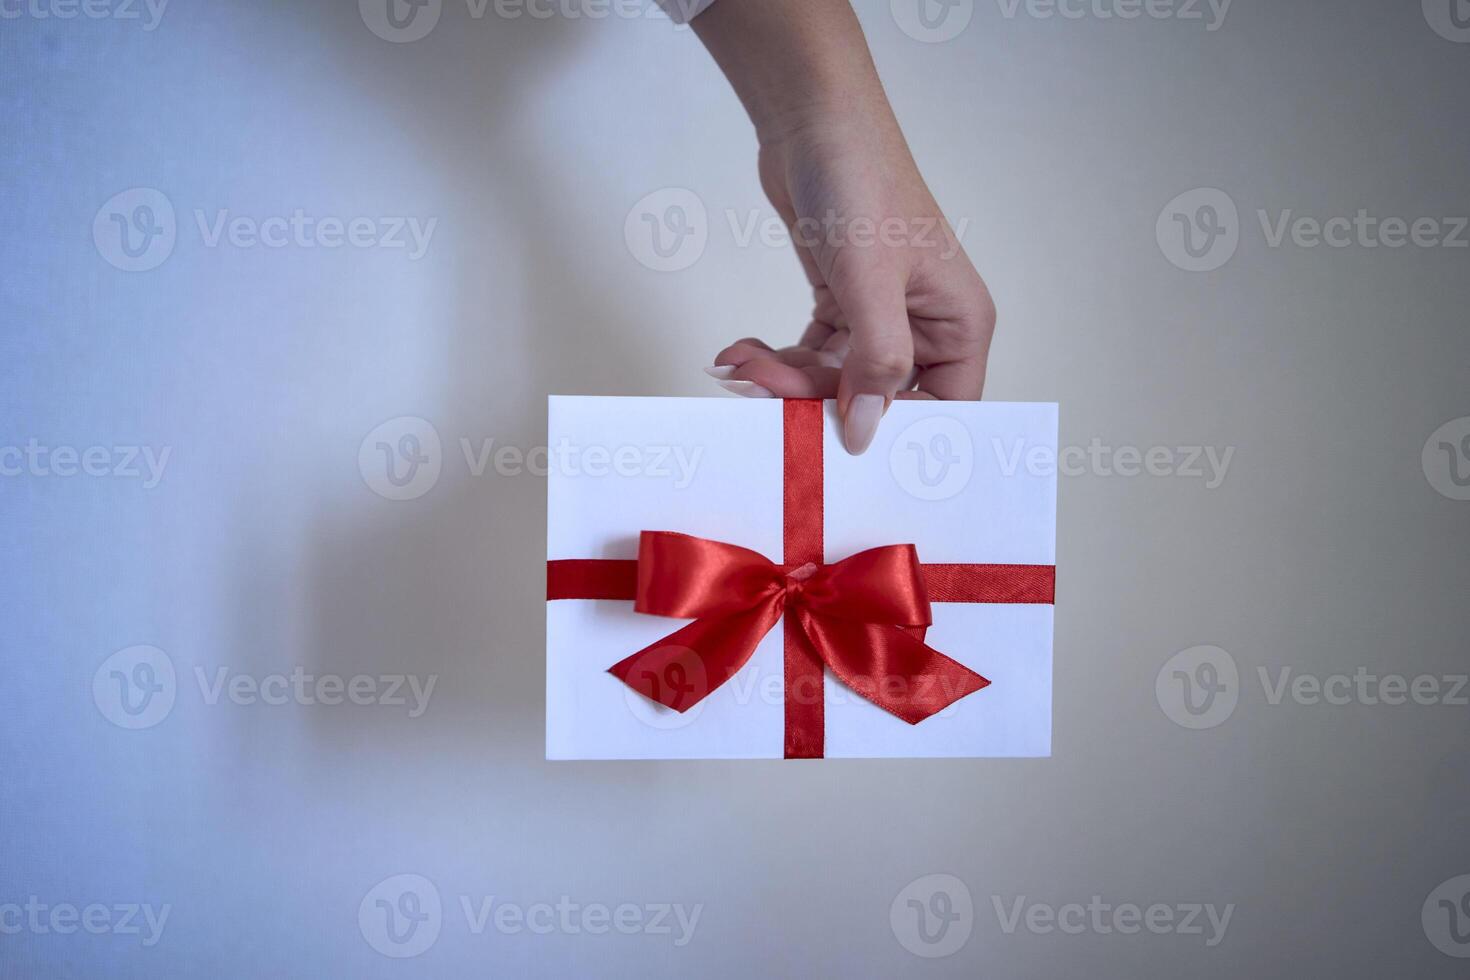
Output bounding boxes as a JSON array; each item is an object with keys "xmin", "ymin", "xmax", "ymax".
[{"xmin": 608, "ymin": 531, "xmax": 991, "ymax": 724}]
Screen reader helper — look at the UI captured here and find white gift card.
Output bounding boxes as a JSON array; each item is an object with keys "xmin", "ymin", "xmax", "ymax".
[{"xmin": 545, "ymin": 396, "xmax": 1057, "ymax": 760}]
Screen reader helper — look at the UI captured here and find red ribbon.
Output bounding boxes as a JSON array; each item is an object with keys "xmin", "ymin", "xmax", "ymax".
[{"xmin": 546, "ymin": 399, "xmax": 1056, "ymax": 758}]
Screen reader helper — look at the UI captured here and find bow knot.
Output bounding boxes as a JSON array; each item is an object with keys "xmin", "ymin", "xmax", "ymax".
[{"xmin": 609, "ymin": 531, "xmax": 990, "ymax": 724}]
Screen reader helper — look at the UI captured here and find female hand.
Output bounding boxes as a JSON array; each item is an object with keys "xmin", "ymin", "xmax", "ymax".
[{"xmin": 691, "ymin": 0, "xmax": 996, "ymax": 454}]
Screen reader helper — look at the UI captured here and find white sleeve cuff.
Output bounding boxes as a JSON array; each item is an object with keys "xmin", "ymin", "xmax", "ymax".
[{"xmin": 655, "ymin": 0, "xmax": 717, "ymax": 24}]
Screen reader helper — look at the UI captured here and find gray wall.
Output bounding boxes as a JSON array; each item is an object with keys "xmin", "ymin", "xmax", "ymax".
[{"xmin": 2, "ymin": 0, "xmax": 1467, "ymax": 975}]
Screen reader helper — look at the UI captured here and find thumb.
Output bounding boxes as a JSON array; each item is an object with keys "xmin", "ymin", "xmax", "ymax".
[{"xmin": 832, "ymin": 262, "xmax": 914, "ymax": 455}]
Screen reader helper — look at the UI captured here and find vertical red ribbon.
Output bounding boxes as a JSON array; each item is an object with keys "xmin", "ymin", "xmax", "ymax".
[{"xmin": 782, "ymin": 400, "xmax": 825, "ymax": 759}]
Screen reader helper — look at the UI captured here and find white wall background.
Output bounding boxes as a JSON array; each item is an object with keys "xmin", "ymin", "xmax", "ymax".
[{"xmin": 2, "ymin": 0, "xmax": 1468, "ymax": 976}]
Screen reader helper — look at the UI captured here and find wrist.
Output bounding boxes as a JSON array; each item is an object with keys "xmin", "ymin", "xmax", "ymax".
[{"xmin": 691, "ymin": 0, "xmax": 895, "ymax": 147}]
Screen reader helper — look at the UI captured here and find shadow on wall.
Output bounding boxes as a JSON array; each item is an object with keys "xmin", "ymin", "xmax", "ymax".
[{"xmin": 229, "ymin": 2, "xmax": 678, "ymax": 779}]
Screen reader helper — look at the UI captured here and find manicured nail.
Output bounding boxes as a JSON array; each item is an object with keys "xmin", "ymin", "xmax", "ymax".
[
  {"xmin": 718, "ymin": 379, "xmax": 775, "ymax": 398},
  {"xmin": 843, "ymin": 394, "xmax": 885, "ymax": 455},
  {"xmin": 703, "ymin": 365, "xmax": 736, "ymax": 380}
]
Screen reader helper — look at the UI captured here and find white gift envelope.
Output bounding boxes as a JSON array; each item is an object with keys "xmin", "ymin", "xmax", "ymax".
[{"xmin": 545, "ymin": 396, "xmax": 1057, "ymax": 760}]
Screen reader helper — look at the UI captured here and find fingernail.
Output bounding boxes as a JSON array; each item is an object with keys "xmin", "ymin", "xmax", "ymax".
[
  {"xmin": 843, "ymin": 394, "xmax": 885, "ymax": 455},
  {"xmin": 718, "ymin": 379, "xmax": 774, "ymax": 398},
  {"xmin": 703, "ymin": 365, "xmax": 736, "ymax": 380}
]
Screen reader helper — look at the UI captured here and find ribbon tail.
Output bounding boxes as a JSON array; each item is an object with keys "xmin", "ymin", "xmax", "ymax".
[
  {"xmin": 799, "ymin": 612, "xmax": 990, "ymax": 724},
  {"xmin": 608, "ymin": 601, "xmax": 782, "ymax": 713}
]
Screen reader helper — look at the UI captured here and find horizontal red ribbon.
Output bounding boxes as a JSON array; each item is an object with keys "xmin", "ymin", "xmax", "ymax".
[{"xmin": 547, "ymin": 557, "xmax": 1055, "ymax": 605}]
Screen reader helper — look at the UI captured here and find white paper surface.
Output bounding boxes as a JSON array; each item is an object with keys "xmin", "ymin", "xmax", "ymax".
[{"xmin": 546, "ymin": 396, "xmax": 1058, "ymax": 760}]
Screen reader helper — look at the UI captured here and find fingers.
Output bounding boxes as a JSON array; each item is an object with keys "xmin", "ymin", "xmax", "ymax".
[
  {"xmin": 912, "ymin": 357, "xmax": 986, "ymax": 401},
  {"xmin": 731, "ymin": 359, "xmax": 839, "ymax": 398},
  {"xmin": 712, "ymin": 338, "xmax": 775, "ymax": 367},
  {"xmin": 798, "ymin": 319, "xmax": 836, "ymax": 350},
  {"xmin": 709, "ymin": 335, "xmax": 845, "ymax": 399},
  {"xmin": 713, "ymin": 341, "xmax": 835, "ymax": 370},
  {"xmin": 829, "ymin": 262, "xmax": 914, "ymax": 455}
]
